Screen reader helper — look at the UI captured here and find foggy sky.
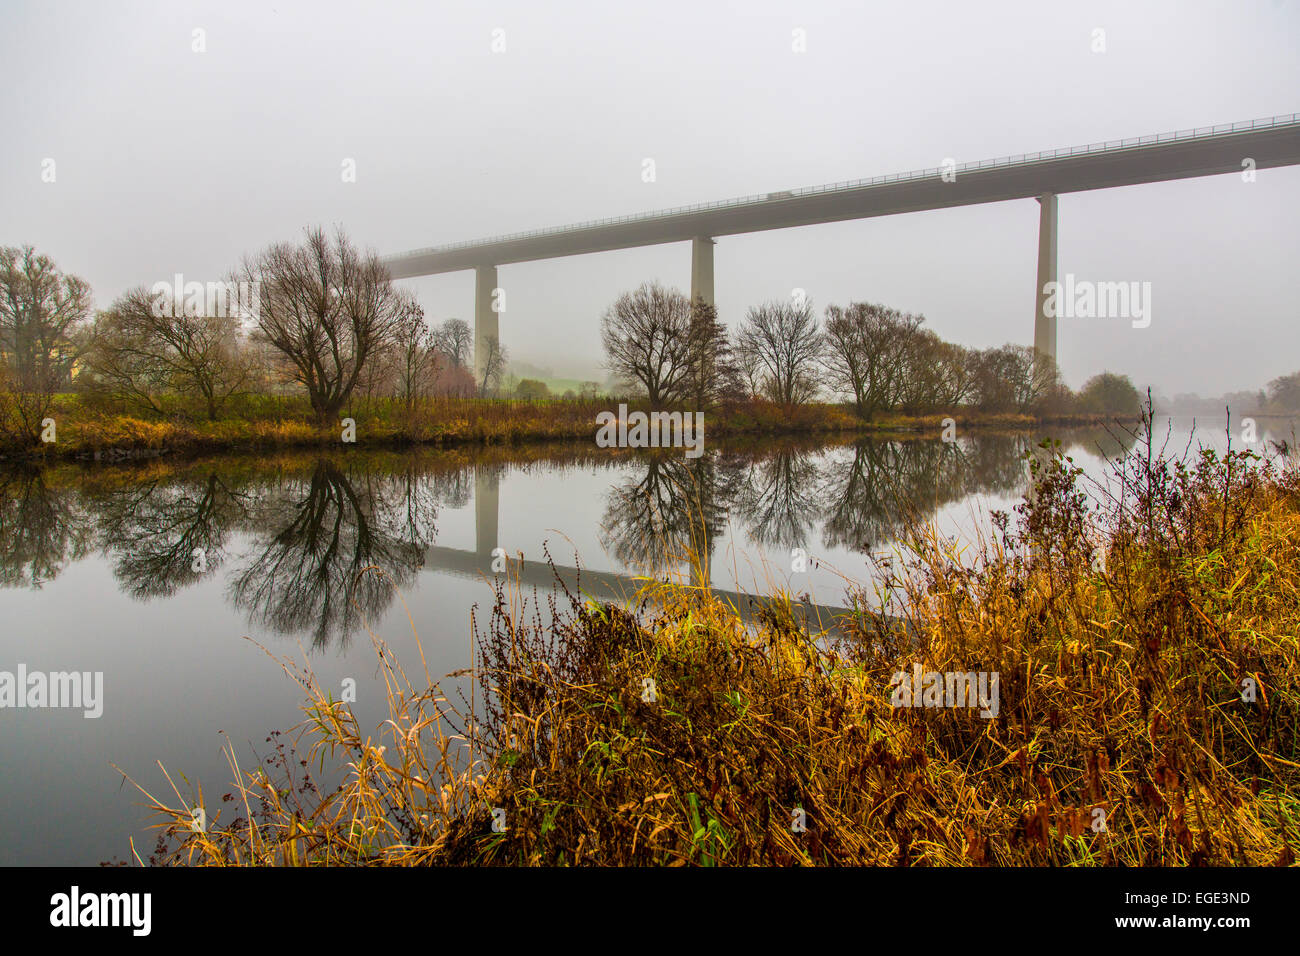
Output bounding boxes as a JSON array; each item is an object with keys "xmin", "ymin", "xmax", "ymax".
[{"xmin": 2, "ymin": 0, "xmax": 1297, "ymax": 396}]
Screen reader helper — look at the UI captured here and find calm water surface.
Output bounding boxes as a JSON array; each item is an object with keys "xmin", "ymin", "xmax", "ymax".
[{"xmin": 0, "ymin": 415, "xmax": 1290, "ymax": 864}]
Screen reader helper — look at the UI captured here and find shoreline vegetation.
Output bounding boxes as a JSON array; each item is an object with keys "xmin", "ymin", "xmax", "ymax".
[
  {"xmin": 2, "ymin": 393, "xmax": 1142, "ymax": 464},
  {"xmin": 119, "ymin": 417, "xmax": 1300, "ymax": 866}
]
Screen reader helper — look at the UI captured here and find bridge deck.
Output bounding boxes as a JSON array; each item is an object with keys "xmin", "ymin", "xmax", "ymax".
[{"xmin": 386, "ymin": 114, "xmax": 1300, "ymax": 276}]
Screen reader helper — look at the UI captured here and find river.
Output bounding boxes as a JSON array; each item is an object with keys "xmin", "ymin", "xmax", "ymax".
[{"xmin": 0, "ymin": 414, "xmax": 1290, "ymax": 864}]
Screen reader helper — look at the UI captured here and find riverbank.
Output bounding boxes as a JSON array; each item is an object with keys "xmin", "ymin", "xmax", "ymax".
[
  {"xmin": 1, "ymin": 394, "xmax": 1136, "ymax": 463},
  {"xmin": 124, "ymin": 431, "xmax": 1300, "ymax": 865}
]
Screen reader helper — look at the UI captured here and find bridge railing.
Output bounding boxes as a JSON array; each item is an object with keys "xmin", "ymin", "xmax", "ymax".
[{"xmin": 390, "ymin": 112, "xmax": 1300, "ymax": 261}]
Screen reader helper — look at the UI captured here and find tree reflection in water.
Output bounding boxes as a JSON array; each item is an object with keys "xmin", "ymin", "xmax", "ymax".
[
  {"xmin": 0, "ymin": 428, "xmax": 1137, "ymax": 646},
  {"xmin": 0, "ymin": 467, "xmax": 92, "ymax": 589},
  {"xmin": 0, "ymin": 457, "xmax": 445, "ymax": 648},
  {"xmin": 597, "ymin": 428, "xmax": 1139, "ymax": 580},
  {"xmin": 818, "ymin": 435, "xmax": 1025, "ymax": 552},
  {"xmin": 228, "ymin": 461, "xmax": 437, "ymax": 648},
  {"xmin": 92, "ymin": 471, "xmax": 248, "ymax": 599},
  {"xmin": 731, "ymin": 443, "xmax": 824, "ymax": 550}
]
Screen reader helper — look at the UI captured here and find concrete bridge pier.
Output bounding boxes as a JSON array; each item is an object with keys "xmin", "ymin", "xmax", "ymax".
[
  {"xmin": 691, "ymin": 236, "xmax": 715, "ymax": 308},
  {"xmin": 475, "ymin": 465, "xmax": 499, "ymax": 560},
  {"xmin": 1034, "ymin": 193, "xmax": 1058, "ymax": 363},
  {"xmin": 474, "ymin": 264, "xmax": 499, "ymax": 387}
]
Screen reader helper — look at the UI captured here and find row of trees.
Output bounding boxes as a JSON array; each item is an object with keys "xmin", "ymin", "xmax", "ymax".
[
  {"xmin": 3, "ymin": 234, "xmax": 1152, "ymax": 446},
  {"xmin": 1264, "ymin": 371, "xmax": 1300, "ymax": 412},
  {"xmin": 1158, "ymin": 372, "xmax": 1300, "ymax": 416},
  {"xmin": 600, "ymin": 281, "xmax": 1141, "ymax": 417},
  {"xmin": 91, "ymin": 229, "xmax": 493, "ymax": 420},
  {"xmin": 0, "ymin": 231, "xmax": 508, "ymax": 443},
  {"xmin": 512, "ymin": 379, "xmax": 605, "ymax": 401}
]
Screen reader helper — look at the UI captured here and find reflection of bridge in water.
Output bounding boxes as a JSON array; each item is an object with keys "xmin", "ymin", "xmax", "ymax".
[{"xmin": 421, "ymin": 465, "xmax": 858, "ymax": 632}]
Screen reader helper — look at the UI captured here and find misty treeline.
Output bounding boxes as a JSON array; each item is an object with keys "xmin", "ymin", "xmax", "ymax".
[
  {"xmin": 1164, "ymin": 373, "xmax": 1300, "ymax": 418},
  {"xmin": 601, "ymin": 280, "xmax": 1146, "ymax": 419}
]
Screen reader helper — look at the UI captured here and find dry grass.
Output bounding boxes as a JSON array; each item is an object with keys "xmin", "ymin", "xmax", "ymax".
[
  {"xmin": 119, "ymin": 423, "xmax": 1300, "ymax": 865},
  {"xmin": 5, "ymin": 393, "xmax": 1124, "ymax": 461}
]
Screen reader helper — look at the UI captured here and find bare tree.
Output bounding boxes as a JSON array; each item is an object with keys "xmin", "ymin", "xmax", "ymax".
[
  {"xmin": 935, "ymin": 341, "xmax": 976, "ymax": 407},
  {"xmin": 392, "ymin": 293, "xmax": 442, "ymax": 413},
  {"xmin": 0, "ymin": 246, "xmax": 92, "ymax": 443},
  {"xmin": 823, "ymin": 302, "xmax": 925, "ymax": 419},
  {"xmin": 732, "ymin": 342, "xmax": 764, "ymax": 400},
  {"xmin": 686, "ymin": 296, "xmax": 742, "ymax": 408},
  {"xmin": 83, "ymin": 287, "xmax": 250, "ymax": 420},
  {"xmin": 969, "ymin": 344, "xmax": 1058, "ymax": 412},
  {"xmin": 236, "ymin": 226, "xmax": 404, "ymax": 423},
  {"xmin": 735, "ymin": 298, "xmax": 822, "ymax": 405},
  {"xmin": 437, "ymin": 318, "xmax": 473, "ymax": 370},
  {"xmin": 354, "ymin": 337, "xmax": 396, "ymax": 414},
  {"xmin": 1020, "ymin": 349, "xmax": 1061, "ymax": 412},
  {"xmin": 600, "ymin": 281, "xmax": 695, "ymax": 405},
  {"xmin": 432, "ymin": 361, "xmax": 475, "ymax": 398},
  {"xmin": 895, "ymin": 329, "xmax": 961, "ymax": 411},
  {"xmin": 477, "ymin": 334, "xmax": 508, "ymax": 397}
]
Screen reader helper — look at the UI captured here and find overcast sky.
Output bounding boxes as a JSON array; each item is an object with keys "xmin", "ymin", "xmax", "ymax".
[{"xmin": 2, "ymin": 0, "xmax": 1297, "ymax": 395}]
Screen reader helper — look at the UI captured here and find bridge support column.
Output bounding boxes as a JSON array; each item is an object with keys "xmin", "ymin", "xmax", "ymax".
[
  {"xmin": 474, "ymin": 264, "xmax": 499, "ymax": 389},
  {"xmin": 690, "ymin": 237, "xmax": 715, "ymax": 308},
  {"xmin": 475, "ymin": 465, "xmax": 499, "ymax": 560},
  {"xmin": 1034, "ymin": 193, "xmax": 1058, "ymax": 362}
]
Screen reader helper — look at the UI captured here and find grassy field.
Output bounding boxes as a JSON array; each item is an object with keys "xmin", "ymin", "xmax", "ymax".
[{"xmin": 121, "ymin": 426, "xmax": 1300, "ymax": 865}]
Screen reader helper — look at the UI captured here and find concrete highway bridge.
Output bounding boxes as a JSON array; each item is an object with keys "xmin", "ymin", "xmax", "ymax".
[{"xmin": 384, "ymin": 113, "xmax": 1300, "ymax": 382}]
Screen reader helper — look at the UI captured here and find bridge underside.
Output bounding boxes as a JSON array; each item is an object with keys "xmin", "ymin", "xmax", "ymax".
[{"xmin": 384, "ymin": 118, "xmax": 1300, "ymax": 379}]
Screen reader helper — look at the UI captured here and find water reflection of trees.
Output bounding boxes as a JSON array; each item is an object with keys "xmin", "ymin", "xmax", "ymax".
[
  {"xmin": 430, "ymin": 466, "xmax": 473, "ymax": 510},
  {"xmin": 0, "ymin": 457, "xmax": 448, "ymax": 648},
  {"xmin": 91, "ymin": 473, "xmax": 249, "ymax": 599},
  {"xmin": 601, "ymin": 433, "xmax": 1046, "ymax": 572},
  {"xmin": 228, "ymin": 461, "xmax": 437, "ymax": 648},
  {"xmin": 819, "ymin": 435, "xmax": 1033, "ymax": 551},
  {"xmin": 599, "ymin": 455, "xmax": 738, "ymax": 580},
  {"xmin": 730, "ymin": 445, "xmax": 823, "ymax": 550},
  {"xmin": 0, "ymin": 430, "xmax": 1115, "ymax": 642},
  {"xmin": 0, "ymin": 468, "xmax": 93, "ymax": 588}
]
